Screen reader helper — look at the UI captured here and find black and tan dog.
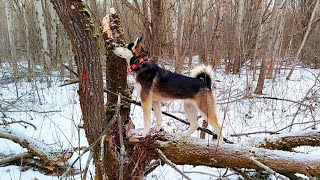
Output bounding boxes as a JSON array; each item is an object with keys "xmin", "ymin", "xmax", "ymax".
[{"xmin": 113, "ymin": 36, "xmax": 223, "ymax": 144}]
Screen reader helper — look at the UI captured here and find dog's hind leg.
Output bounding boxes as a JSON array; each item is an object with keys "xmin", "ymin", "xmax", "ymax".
[
  {"xmin": 153, "ymin": 101, "xmax": 162, "ymax": 131},
  {"xmin": 196, "ymin": 92, "xmax": 223, "ymax": 145},
  {"xmin": 180, "ymin": 101, "xmax": 198, "ymax": 137}
]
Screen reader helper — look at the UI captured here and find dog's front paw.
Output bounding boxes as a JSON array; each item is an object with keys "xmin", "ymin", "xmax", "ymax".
[
  {"xmin": 129, "ymin": 128, "xmax": 150, "ymax": 138},
  {"xmin": 128, "ymin": 128, "xmax": 147, "ymax": 142},
  {"xmin": 140, "ymin": 129, "xmax": 150, "ymax": 137},
  {"xmin": 179, "ymin": 131, "xmax": 192, "ymax": 137},
  {"xmin": 154, "ymin": 125, "xmax": 163, "ymax": 132}
]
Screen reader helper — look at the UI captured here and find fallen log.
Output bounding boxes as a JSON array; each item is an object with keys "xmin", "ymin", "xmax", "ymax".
[
  {"xmin": 0, "ymin": 126, "xmax": 75, "ymax": 175},
  {"xmin": 131, "ymin": 130, "xmax": 320, "ymax": 178}
]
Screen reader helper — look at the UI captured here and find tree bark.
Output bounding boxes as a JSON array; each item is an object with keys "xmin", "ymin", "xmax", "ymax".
[
  {"xmin": 139, "ymin": 131, "xmax": 320, "ymax": 178},
  {"xmin": 22, "ymin": 0, "xmax": 33, "ymax": 81},
  {"xmin": 34, "ymin": 0, "xmax": 51, "ymax": 72},
  {"xmin": 50, "ymin": 0, "xmax": 106, "ymax": 178},
  {"xmin": 4, "ymin": 0, "xmax": 18, "ymax": 76},
  {"xmin": 254, "ymin": 0, "xmax": 279, "ymax": 94},
  {"xmin": 103, "ymin": 9, "xmax": 150, "ymax": 179}
]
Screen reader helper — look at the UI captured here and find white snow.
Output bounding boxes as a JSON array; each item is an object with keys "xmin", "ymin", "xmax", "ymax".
[{"xmin": 0, "ymin": 61, "xmax": 319, "ymax": 179}]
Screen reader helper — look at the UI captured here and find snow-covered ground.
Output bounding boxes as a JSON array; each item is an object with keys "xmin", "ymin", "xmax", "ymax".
[{"xmin": 0, "ymin": 61, "xmax": 319, "ymax": 179}]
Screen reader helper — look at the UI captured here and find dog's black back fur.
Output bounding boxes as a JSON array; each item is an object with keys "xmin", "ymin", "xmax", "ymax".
[{"xmin": 136, "ymin": 62, "xmax": 210, "ymax": 99}]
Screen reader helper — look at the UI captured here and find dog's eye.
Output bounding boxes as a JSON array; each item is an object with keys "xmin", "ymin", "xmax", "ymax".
[{"xmin": 127, "ymin": 43, "xmax": 134, "ymax": 51}]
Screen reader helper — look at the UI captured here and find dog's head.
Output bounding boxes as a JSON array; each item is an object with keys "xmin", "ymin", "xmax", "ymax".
[{"xmin": 113, "ymin": 36, "xmax": 145, "ymax": 66}]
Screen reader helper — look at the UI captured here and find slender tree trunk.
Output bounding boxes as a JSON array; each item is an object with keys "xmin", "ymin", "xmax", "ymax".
[
  {"xmin": 251, "ymin": 2, "xmax": 264, "ymax": 80},
  {"xmin": 267, "ymin": 0, "xmax": 288, "ymax": 79},
  {"xmin": 173, "ymin": 0, "xmax": 184, "ymax": 73},
  {"xmin": 254, "ymin": 0, "xmax": 279, "ymax": 94},
  {"xmin": 198, "ymin": 0, "xmax": 207, "ymax": 64},
  {"xmin": 210, "ymin": 0, "xmax": 225, "ymax": 69},
  {"xmin": 49, "ymin": 3, "xmax": 58, "ymax": 67},
  {"xmin": 286, "ymin": 0, "xmax": 319, "ymax": 80},
  {"xmin": 150, "ymin": 0, "xmax": 163, "ymax": 57},
  {"xmin": 5, "ymin": 0, "xmax": 18, "ymax": 76},
  {"xmin": 233, "ymin": 0, "xmax": 244, "ymax": 74},
  {"xmin": 50, "ymin": 1, "xmax": 106, "ymax": 178},
  {"xmin": 22, "ymin": 0, "xmax": 33, "ymax": 81},
  {"xmin": 34, "ymin": 0, "xmax": 51, "ymax": 72}
]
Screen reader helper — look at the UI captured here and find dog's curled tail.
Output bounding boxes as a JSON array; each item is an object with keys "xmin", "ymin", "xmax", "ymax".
[{"xmin": 190, "ymin": 64, "xmax": 214, "ymax": 88}]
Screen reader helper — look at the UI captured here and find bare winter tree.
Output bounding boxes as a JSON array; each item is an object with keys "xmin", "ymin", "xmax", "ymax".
[
  {"xmin": 286, "ymin": 0, "xmax": 319, "ymax": 80},
  {"xmin": 254, "ymin": 0, "xmax": 280, "ymax": 94},
  {"xmin": 4, "ymin": 0, "xmax": 17, "ymax": 76},
  {"xmin": 34, "ymin": 0, "xmax": 51, "ymax": 72},
  {"xmin": 48, "ymin": 1, "xmax": 320, "ymax": 179},
  {"xmin": 1, "ymin": 0, "xmax": 320, "ymax": 179}
]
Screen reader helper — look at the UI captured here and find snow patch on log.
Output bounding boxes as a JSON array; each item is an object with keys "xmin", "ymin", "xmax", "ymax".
[{"xmin": 0, "ymin": 126, "xmax": 54, "ymax": 160}]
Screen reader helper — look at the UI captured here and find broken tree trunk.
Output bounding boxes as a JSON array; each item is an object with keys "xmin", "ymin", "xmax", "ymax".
[{"xmin": 102, "ymin": 9, "xmax": 153, "ymax": 179}]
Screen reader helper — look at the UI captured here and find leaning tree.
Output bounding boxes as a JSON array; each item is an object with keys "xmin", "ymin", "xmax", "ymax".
[{"xmin": 49, "ymin": 1, "xmax": 320, "ymax": 179}]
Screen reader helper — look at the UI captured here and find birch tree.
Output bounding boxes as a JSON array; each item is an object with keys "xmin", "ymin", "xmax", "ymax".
[
  {"xmin": 22, "ymin": 0, "xmax": 32, "ymax": 80},
  {"xmin": 4, "ymin": 0, "xmax": 18, "ymax": 75},
  {"xmin": 49, "ymin": 3, "xmax": 57, "ymax": 66},
  {"xmin": 33, "ymin": 0, "xmax": 50, "ymax": 72},
  {"xmin": 172, "ymin": 0, "xmax": 185, "ymax": 73}
]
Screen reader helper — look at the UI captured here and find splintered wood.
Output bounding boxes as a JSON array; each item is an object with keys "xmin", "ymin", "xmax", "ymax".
[
  {"xmin": 102, "ymin": 15, "xmax": 112, "ymax": 38},
  {"xmin": 101, "ymin": 8, "xmax": 117, "ymax": 38}
]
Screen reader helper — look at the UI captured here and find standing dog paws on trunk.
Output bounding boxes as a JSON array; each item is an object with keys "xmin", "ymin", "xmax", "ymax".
[{"xmin": 113, "ymin": 36, "xmax": 223, "ymax": 145}]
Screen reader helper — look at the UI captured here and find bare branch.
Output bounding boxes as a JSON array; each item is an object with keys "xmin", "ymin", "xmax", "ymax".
[
  {"xmin": 249, "ymin": 156, "xmax": 288, "ymax": 180},
  {"xmin": 156, "ymin": 148, "xmax": 192, "ymax": 180}
]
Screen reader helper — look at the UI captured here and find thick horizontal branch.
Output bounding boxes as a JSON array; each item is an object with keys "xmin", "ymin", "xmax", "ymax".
[
  {"xmin": 0, "ymin": 152, "xmax": 32, "ymax": 165},
  {"xmin": 254, "ymin": 130, "xmax": 320, "ymax": 150},
  {"xmin": 135, "ymin": 131, "xmax": 320, "ymax": 177},
  {"xmin": 0, "ymin": 126, "xmax": 53, "ymax": 162}
]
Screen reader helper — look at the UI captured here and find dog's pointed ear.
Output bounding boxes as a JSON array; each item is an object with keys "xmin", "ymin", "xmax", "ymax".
[
  {"xmin": 132, "ymin": 35, "xmax": 143, "ymax": 56},
  {"xmin": 134, "ymin": 35, "xmax": 142, "ymax": 45},
  {"xmin": 137, "ymin": 35, "xmax": 142, "ymax": 43}
]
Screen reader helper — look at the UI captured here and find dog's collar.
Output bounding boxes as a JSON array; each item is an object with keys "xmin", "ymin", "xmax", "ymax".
[{"xmin": 128, "ymin": 56, "xmax": 152, "ymax": 73}]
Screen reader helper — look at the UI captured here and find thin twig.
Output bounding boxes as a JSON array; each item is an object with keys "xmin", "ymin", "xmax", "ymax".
[
  {"xmin": 231, "ymin": 120, "xmax": 320, "ymax": 137},
  {"xmin": 100, "ymin": 135, "xmax": 109, "ymax": 180},
  {"xmin": 156, "ymin": 149, "xmax": 192, "ymax": 180},
  {"xmin": 0, "ymin": 120, "xmax": 37, "ymax": 130},
  {"xmin": 249, "ymin": 156, "xmax": 288, "ymax": 180},
  {"xmin": 252, "ymin": 96, "xmax": 311, "ymax": 108},
  {"xmin": 183, "ymin": 171, "xmax": 227, "ymax": 179},
  {"xmin": 60, "ymin": 147, "xmax": 93, "ymax": 179},
  {"xmin": 116, "ymin": 94, "xmax": 125, "ymax": 180},
  {"xmin": 81, "ymin": 150, "xmax": 93, "ymax": 180}
]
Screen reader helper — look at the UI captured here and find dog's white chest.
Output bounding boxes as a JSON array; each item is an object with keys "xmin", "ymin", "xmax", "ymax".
[{"xmin": 135, "ymin": 82, "xmax": 142, "ymax": 96}]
